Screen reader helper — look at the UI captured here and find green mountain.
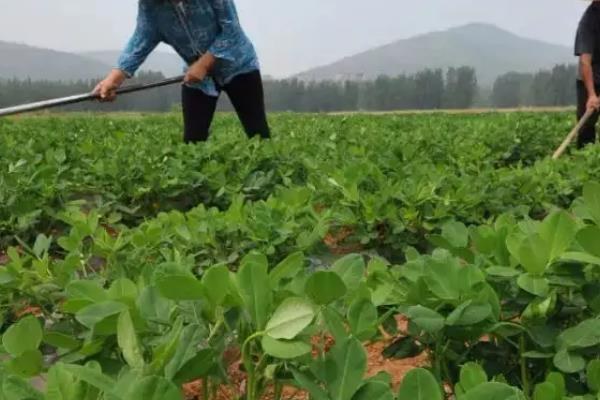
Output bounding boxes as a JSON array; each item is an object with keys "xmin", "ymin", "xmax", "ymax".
[
  {"xmin": 295, "ymin": 23, "xmax": 575, "ymax": 86},
  {"xmin": 0, "ymin": 42, "xmax": 183, "ymax": 82},
  {"xmin": 1, "ymin": 24, "xmax": 575, "ymax": 86},
  {"xmin": 81, "ymin": 50, "xmax": 184, "ymax": 77},
  {"xmin": 0, "ymin": 41, "xmax": 110, "ymax": 81}
]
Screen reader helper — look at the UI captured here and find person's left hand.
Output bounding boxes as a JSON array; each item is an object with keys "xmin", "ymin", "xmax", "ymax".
[{"xmin": 184, "ymin": 60, "xmax": 209, "ymax": 84}]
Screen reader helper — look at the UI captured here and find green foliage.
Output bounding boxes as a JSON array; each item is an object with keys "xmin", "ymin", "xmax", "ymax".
[
  {"xmin": 397, "ymin": 368, "xmax": 443, "ymax": 400},
  {"xmin": 1, "ymin": 113, "xmax": 600, "ymax": 399}
]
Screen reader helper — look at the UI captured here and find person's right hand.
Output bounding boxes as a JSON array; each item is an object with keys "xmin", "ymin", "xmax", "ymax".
[
  {"xmin": 587, "ymin": 94, "xmax": 600, "ymax": 111},
  {"xmin": 93, "ymin": 70, "xmax": 126, "ymax": 102}
]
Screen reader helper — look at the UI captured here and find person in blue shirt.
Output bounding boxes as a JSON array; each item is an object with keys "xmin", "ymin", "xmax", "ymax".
[{"xmin": 94, "ymin": 0, "xmax": 270, "ymax": 143}]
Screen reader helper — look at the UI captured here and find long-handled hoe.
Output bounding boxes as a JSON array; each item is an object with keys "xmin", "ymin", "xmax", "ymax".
[
  {"xmin": 0, "ymin": 75, "xmax": 184, "ymax": 118},
  {"xmin": 552, "ymin": 108, "xmax": 595, "ymax": 160}
]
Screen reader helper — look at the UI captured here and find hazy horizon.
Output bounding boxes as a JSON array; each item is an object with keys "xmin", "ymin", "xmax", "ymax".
[{"xmin": 0, "ymin": 1, "xmax": 589, "ymax": 77}]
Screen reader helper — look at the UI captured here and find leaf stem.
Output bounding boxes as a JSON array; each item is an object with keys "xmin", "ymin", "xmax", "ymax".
[
  {"xmin": 241, "ymin": 331, "xmax": 265, "ymax": 400},
  {"xmin": 203, "ymin": 377, "xmax": 209, "ymax": 400},
  {"xmin": 274, "ymin": 381, "xmax": 283, "ymax": 400},
  {"xmin": 520, "ymin": 334, "xmax": 531, "ymax": 399}
]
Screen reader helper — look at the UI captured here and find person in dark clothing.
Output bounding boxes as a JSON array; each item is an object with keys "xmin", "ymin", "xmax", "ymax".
[
  {"xmin": 93, "ymin": 0, "xmax": 270, "ymax": 143},
  {"xmin": 575, "ymin": 1, "xmax": 600, "ymax": 148}
]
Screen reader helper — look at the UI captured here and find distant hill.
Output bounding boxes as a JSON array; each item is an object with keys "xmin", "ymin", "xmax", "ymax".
[
  {"xmin": 81, "ymin": 50, "xmax": 184, "ymax": 77},
  {"xmin": 295, "ymin": 23, "xmax": 575, "ymax": 86},
  {"xmin": 0, "ymin": 42, "xmax": 183, "ymax": 82},
  {"xmin": 0, "ymin": 41, "xmax": 110, "ymax": 81},
  {"xmin": 1, "ymin": 24, "xmax": 576, "ymax": 86}
]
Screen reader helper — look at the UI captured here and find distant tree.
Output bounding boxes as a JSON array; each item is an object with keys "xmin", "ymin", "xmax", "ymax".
[
  {"xmin": 444, "ymin": 66, "xmax": 477, "ymax": 108},
  {"xmin": 492, "ymin": 72, "xmax": 531, "ymax": 108},
  {"xmin": 443, "ymin": 67, "xmax": 459, "ymax": 108},
  {"xmin": 455, "ymin": 67, "xmax": 478, "ymax": 108},
  {"xmin": 491, "ymin": 63, "xmax": 577, "ymax": 108},
  {"xmin": 414, "ymin": 69, "xmax": 444, "ymax": 109},
  {"xmin": 531, "ymin": 70, "xmax": 553, "ymax": 106},
  {"xmin": 549, "ymin": 64, "xmax": 576, "ymax": 106},
  {"xmin": 342, "ymin": 80, "xmax": 359, "ymax": 110}
]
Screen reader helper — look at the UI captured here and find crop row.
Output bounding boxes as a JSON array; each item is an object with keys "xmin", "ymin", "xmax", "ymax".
[{"xmin": 1, "ymin": 113, "xmax": 600, "ymax": 255}]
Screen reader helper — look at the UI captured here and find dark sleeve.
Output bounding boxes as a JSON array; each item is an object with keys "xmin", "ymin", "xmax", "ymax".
[{"xmin": 575, "ymin": 10, "xmax": 596, "ymax": 56}]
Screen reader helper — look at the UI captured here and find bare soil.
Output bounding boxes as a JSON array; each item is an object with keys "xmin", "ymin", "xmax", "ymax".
[{"xmin": 183, "ymin": 317, "xmax": 426, "ymax": 400}]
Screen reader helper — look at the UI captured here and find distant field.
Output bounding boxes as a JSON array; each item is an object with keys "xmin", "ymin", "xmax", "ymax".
[
  {"xmin": 329, "ymin": 106, "xmax": 575, "ymax": 115},
  {"xmin": 1, "ymin": 106, "xmax": 576, "ymax": 120}
]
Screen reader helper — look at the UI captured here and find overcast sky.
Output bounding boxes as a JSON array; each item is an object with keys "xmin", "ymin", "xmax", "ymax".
[{"xmin": 0, "ymin": 0, "xmax": 590, "ymax": 77}]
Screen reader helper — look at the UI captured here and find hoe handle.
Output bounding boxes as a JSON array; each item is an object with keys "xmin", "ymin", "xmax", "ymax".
[{"xmin": 0, "ymin": 75, "xmax": 184, "ymax": 118}]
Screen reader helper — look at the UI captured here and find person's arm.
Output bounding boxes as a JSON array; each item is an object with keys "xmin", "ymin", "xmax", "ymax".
[
  {"xmin": 184, "ymin": 0, "xmax": 239, "ymax": 84},
  {"xmin": 94, "ymin": 2, "xmax": 161, "ymax": 101},
  {"xmin": 575, "ymin": 12, "xmax": 600, "ymax": 110},
  {"xmin": 581, "ymin": 54, "xmax": 600, "ymax": 110}
]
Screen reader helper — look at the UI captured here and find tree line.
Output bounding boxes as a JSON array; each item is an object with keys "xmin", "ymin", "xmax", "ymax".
[
  {"xmin": 491, "ymin": 64, "xmax": 577, "ymax": 108},
  {"xmin": 0, "ymin": 67, "xmax": 477, "ymax": 113},
  {"xmin": 0, "ymin": 64, "xmax": 578, "ymax": 113},
  {"xmin": 264, "ymin": 67, "xmax": 477, "ymax": 111}
]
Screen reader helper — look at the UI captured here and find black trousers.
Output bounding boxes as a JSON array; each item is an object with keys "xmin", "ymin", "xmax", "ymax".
[
  {"xmin": 576, "ymin": 79, "xmax": 600, "ymax": 148},
  {"xmin": 182, "ymin": 70, "xmax": 270, "ymax": 143}
]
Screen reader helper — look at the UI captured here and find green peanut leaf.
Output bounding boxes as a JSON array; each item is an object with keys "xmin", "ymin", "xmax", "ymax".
[
  {"xmin": 172, "ymin": 349, "xmax": 217, "ymax": 385},
  {"xmin": 517, "ymin": 274, "xmax": 549, "ymax": 297},
  {"xmin": 126, "ymin": 376, "xmax": 182, "ymax": 400},
  {"xmin": 6, "ymin": 349, "xmax": 43, "ymax": 377},
  {"xmin": 117, "ymin": 310, "xmax": 145, "ymax": 370},
  {"xmin": 446, "ymin": 301, "xmax": 492, "ymax": 326},
  {"xmin": 332, "ymin": 254, "xmax": 365, "ymax": 292},
  {"xmin": 459, "ymin": 362, "xmax": 488, "ymax": 392},
  {"xmin": 553, "ymin": 350, "xmax": 585, "ymax": 373},
  {"xmin": 75, "ymin": 301, "xmax": 127, "ymax": 330},
  {"xmin": 461, "ymin": 382, "xmax": 523, "ymax": 400},
  {"xmin": 108, "ymin": 279, "xmax": 138, "ymax": 302},
  {"xmin": 66, "ymin": 280, "xmax": 107, "ymax": 303},
  {"xmin": 397, "ymin": 368, "xmax": 443, "ymax": 400},
  {"xmin": 201, "ymin": 265, "xmax": 231, "ymax": 306},
  {"xmin": 46, "ymin": 364, "xmax": 77, "ymax": 400},
  {"xmin": 237, "ymin": 252, "xmax": 272, "ymax": 330},
  {"xmin": 557, "ymin": 319, "xmax": 600, "ymax": 350},
  {"xmin": 406, "ymin": 306, "xmax": 445, "ymax": 333},
  {"xmin": 533, "ymin": 382, "xmax": 556, "ymax": 400},
  {"xmin": 330, "ymin": 337, "xmax": 368, "ymax": 400},
  {"xmin": 545, "ymin": 372, "xmax": 565, "ymax": 400},
  {"xmin": 347, "ymin": 298, "xmax": 378, "ymax": 340},
  {"xmin": 156, "ymin": 275, "xmax": 204, "ymax": 301},
  {"xmin": 269, "ymin": 252, "xmax": 305, "ymax": 287},
  {"xmin": 539, "ymin": 211, "xmax": 577, "ymax": 262},
  {"xmin": 3, "ymin": 315, "xmax": 43, "ymax": 357},
  {"xmin": 261, "ymin": 336, "xmax": 312, "ymax": 359},
  {"xmin": 583, "ymin": 182, "xmax": 600, "ymax": 226},
  {"xmin": 586, "ymin": 359, "xmax": 600, "ymax": 392},
  {"xmin": 265, "ymin": 297, "xmax": 315, "ymax": 340},
  {"xmin": 62, "ymin": 363, "xmax": 117, "ymax": 395},
  {"xmin": 352, "ymin": 381, "xmax": 394, "ymax": 400},
  {"xmin": 305, "ymin": 270, "xmax": 347, "ymax": 305},
  {"xmin": 576, "ymin": 226, "xmax": 600, "ymax": 258},
  {"xmin": 442, "ymin": 220, "xmax": 469, "ymax": 248}
]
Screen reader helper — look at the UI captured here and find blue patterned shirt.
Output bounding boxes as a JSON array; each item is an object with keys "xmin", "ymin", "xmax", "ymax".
[{"xmin": 117, "ymin": 0, "xmax": 260, "ymax": 96}]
